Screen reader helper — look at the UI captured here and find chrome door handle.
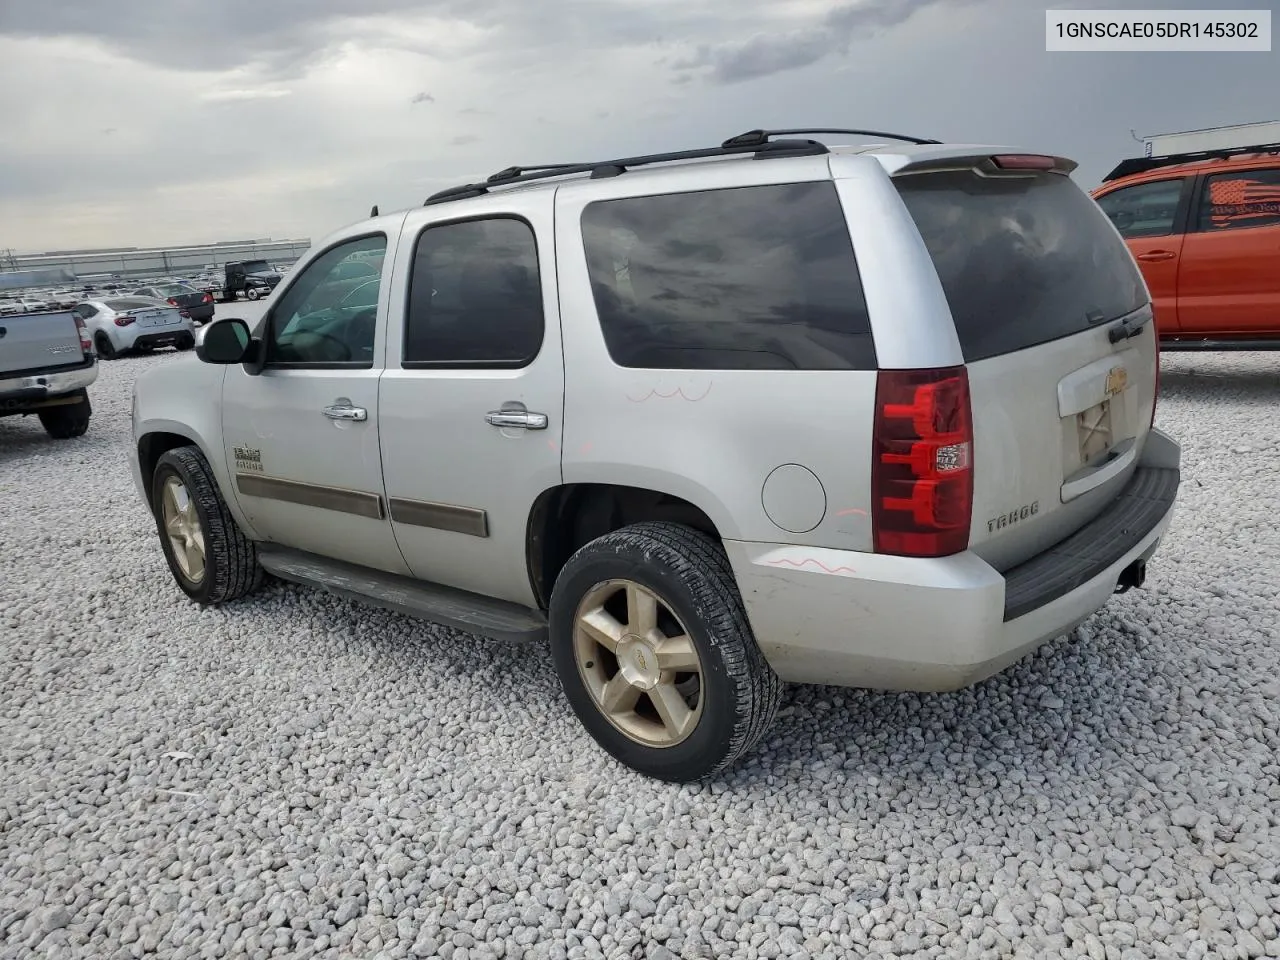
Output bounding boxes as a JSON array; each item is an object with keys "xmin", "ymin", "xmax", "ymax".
[
  {"xmin": 485, "ymin": 410, "xmax": 548, "ymax": 430},
  {"xmin": 323, "ymin": 402, "xmax": 367, "ymax": 422}
]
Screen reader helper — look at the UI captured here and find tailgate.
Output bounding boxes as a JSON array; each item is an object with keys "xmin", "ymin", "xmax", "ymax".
[
  {"xmin": 0, "ymin": 311, "xmax": 84, "ymax": 375},
  {"xmin": 895, "ymin": 161, "xmax": 1156, "ymax": 571}
]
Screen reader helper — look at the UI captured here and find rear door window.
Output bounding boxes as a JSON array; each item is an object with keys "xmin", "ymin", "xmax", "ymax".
[
  {"xmin": 1195, "ymin": 168, "xmax": 1280, "ymax": 232},
  {"xmin": 580, "ymin": 181, "xmax": 876, "ymax": 370},
  {"xmin": 895, "ymin": 170, "xmax": 1148, "ymax": 363}
]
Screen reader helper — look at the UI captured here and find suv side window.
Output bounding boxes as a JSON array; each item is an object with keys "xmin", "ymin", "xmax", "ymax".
[
  {"xmin": 1095, "ymin": 179, "xmax": 1185, "ymax": 238},
  {"xmin": 579, "ymin": 181, "xmax": 876, "ymax": 370},
  {"xmin": 403, "ymin": 217, "xmax": 544, "ymax": 367},
  {"xmin": 1197, "ymin": 168, "xmax": 1280, "ymax": 232},
  {"xmin": 265, "ymin": 234, "xmax": 387, "ymax": 367}
]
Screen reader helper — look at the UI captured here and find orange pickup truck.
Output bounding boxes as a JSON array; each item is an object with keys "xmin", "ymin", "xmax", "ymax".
[{"xmin": 1091, "ymin": 143, "xmax": 1280, "ymax": 351}]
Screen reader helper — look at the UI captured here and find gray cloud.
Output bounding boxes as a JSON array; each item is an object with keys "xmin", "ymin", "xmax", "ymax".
[
  {"xmin": 676, "ymin": 0, "xmax": 969, "ymax": 83},
  {"xmin": 410, "ymin": 91, "xmax": 436, "ymax": 105}
]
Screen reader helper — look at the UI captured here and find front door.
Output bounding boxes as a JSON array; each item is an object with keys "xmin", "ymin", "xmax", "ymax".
[
  {"xmin": 1094, "ymin": 175, "xmax": 1191, "ymax": 335},
  {"xmin": 379, "ymin": 197, "xmax": 564, "ymax": 606},
  {"xmin": 1177, "ymin": 166, "xmax": 1280, "ymax": 336},
  {"xmin": 220, "ymin": 229, "xmax": 411, "ymax": 576}
]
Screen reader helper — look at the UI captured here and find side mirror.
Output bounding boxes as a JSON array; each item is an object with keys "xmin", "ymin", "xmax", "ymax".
[{"xmin": 196, "ymin": 317, "xmax": 252, "ymax": 364}]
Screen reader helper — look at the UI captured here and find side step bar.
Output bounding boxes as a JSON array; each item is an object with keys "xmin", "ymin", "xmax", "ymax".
[
  {"xmin": 257, "ymin": 544, "xmax": 548, "ymax": 644},
  {"xmin": 1160, "ymin": 338, "xmax": 1280, "ymax": 352}
]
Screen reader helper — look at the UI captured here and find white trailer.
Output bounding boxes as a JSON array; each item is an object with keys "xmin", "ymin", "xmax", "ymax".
[{"xmin": 1143, "ymin": 120, "xmax": 1280, "ymax": 158}]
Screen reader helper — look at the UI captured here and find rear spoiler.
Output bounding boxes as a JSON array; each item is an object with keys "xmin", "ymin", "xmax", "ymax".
[{"xmin": 885, "ymin": 150, "xmax": 1078, "ymax": 178}]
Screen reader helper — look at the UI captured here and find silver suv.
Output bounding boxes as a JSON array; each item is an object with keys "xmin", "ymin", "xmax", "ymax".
[{"xmin": 129, "ymin": 128, "xmax": 1181, "ymax": 782}]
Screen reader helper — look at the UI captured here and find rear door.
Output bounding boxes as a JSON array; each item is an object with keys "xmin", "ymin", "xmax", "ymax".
[
  {"xmin": 1093, "ymin": 176, "xmax": 1193, "ymax": 334},
  {"xmin": 895, "ymin": 162, "xmax": 1157, "ymax": 572},
  {"xmin": 1176, "ymin": 165, "xmax": 1280, "ymax": 336},
  {"xmin": 0, "ymin": 311, "xmax": 84, "ymax": 375}
]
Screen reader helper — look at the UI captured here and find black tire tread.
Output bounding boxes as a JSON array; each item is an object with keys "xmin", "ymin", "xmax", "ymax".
[
  {"xmin": 556, "ymin": 520, "xmax": 783, "ymax": 780},
  {"xmin": 38, "ymin": 390, "xmax": 92, "ymax": 439},
  {"xmin": 154, "ymin": 445, "xmax": 263, "ymax": 604}
]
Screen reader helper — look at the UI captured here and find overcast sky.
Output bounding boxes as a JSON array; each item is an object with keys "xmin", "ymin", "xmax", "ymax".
[{"xmin": 0, "ymin": 0, "xmax": 1274, "ymax": 253}]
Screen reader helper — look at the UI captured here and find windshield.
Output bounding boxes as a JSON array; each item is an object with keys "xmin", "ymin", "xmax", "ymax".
[
  {"xmin": 156, "ymin": 283, "xmax": 194, "ymax": 296},
  {"xmin": 240, "ymin": 260, "xmax": 273, "ymax": 274}
]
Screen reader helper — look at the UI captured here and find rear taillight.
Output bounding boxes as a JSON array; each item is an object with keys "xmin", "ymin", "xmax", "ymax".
[
  {"xmin": 114, "ymin": 314, "xmax": 136, "ymax": 327},
  {"xmin": 166, "ymin": 298, "xmax": 178, "ymax": 306},
  {"xmin": 202, "ymin": 292, "xmax": 212, "ymax": 303},
  {"xmin": 74, "ymin": 315, "xmax": 92, "ymax": 355},
  {"xmin": 872, "ymin": 367, "xmax": 974, "ymax": 558}
]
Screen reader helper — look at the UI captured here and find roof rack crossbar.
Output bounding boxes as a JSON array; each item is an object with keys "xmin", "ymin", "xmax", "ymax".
[
  {"xmin": 722, "ymin": 127, "xmax": 942, "ymax": 148},
  {"xmin": 424, "ymin": 138, "xmax": 828, "ymax": 205},
  {"xmin": 1102, "ymin": 141, "xmax": 1280, "ymax": 182}
]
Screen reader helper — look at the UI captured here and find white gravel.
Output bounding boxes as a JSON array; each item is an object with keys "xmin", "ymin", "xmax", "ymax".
[{"xmin": 2, "ymin": 347, "xmax": 1280, "ymax": 960}]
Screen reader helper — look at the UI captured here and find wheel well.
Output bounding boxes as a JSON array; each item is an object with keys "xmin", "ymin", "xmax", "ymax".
[
  {"xmin": 526, "ymin": 484, "xmax": 721, "ymax": 609},
  {"xmin": 137, "ymin": 432, "xmax": 198, "ymax": 508}
]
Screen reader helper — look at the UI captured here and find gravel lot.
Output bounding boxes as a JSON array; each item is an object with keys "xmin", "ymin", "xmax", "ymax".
[{"xmin": 2, "ymin": 342, "xmax": 1279, "ymax": 960}]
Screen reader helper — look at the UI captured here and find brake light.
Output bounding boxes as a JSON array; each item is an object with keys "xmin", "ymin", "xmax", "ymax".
[
  {"xmin": 73, "ymin": 315, "xmax": 92, "ymax": 355},
  {"xmin": 991, "ymin": 154, "xmax": 1057, "ymax": 170},
  {"xmin": 166, "ymin": 298, "xmax": 178, "ymax": 306},
  {"xmin": 114, "ymin": 314, "xmax": 136, "ymax": 327},
  {"xmin": 872, "ymin": 367, "xmax": 974, "ymax": 558},
  {"xmin": 202, "ymin": 292, "xmax": 212, "ymax": 304}
]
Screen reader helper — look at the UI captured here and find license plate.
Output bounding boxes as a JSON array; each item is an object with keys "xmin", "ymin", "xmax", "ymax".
[
  {"xmin": 1077, "ymin": 399, "xmax": 1114, "ymax": 464},
  {"xmin": 137, "ymin": 311, "xmax": 169, "ymax": 327}
]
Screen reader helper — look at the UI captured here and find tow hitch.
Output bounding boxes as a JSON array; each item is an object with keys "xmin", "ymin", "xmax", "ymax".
[{"xmin": 1115, "ymin": 558, "xmax": 1147, "ymax": 594}]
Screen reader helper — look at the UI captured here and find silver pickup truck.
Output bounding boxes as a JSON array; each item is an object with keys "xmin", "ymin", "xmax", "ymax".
[{"xmin": 0, "ymin": 308, "xmax": 98, "ymax": 439}]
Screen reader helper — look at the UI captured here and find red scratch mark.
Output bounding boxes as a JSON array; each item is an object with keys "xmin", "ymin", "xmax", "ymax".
[
  {"xmin": 626, "ymin": 383, "xmax": 714, "ymax": 403},
  {"xmin": 767, "ymin": 558, "xmax": 857, "ymax": 575},
  {"xmin": 578, "ymin": 442, "xmax": 594, "ymax": 455},
  {"xmin": 836, "ymin": 508, "xmax": 868, "ymax": 517}
]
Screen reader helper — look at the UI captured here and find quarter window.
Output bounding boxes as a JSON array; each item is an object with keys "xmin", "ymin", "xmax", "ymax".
[
  {"xmin": 579, "ymin": 181, "xmax": 875, "ymax": 371},
  {"xmin": 404, "ymin": 217, "xmax": 544, "ymax": 367},
  {"xmin": 1196, "ymin": 169, "xmax": 1280, "ymax": 232},
  {"xmin": 265, "ymin": 234, "xmax": 386, "ymax": 366},
  {"xmin": 1094, "ymin": 179, "xmax": 1185, "ymax": 238}
]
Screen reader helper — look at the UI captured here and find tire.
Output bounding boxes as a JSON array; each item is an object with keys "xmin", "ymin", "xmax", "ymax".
[
  {"xmin": 38, "ymin": 390, "xmax": 91, "ymax": 439},
  {"xmin": 176, "ymin": 334, "xmax": 195, "ymax": 351},
  {"xmin": 94, "ymin": 332, "xmax": 117, "ymax": 360},
  {"xmin": 150, "ymin": 445, "xmax": 264, "ymax": 605},
  {"xmin": 548, "ymin": 521, "xmax": 783, "ymax": 783},
  {"xmin": 245, "ymin": 287, "xmax": 260, "ymax": 301}
]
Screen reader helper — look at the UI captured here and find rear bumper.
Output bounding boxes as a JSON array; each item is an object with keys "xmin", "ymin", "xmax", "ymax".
[
  {"xmin": 726, "ymin": 428, "xmax": 1181, "ymax": 693},
  {"xmin": 120, "ymin": 324, "xmax": 194, "ymax": 350},
  {"xmin": 185, "ymin": 305, "xmax": 215, "ymax": 322},
  {"xmin": 0, "ymin": 359, "xmax": 98, "ymax": 412}
]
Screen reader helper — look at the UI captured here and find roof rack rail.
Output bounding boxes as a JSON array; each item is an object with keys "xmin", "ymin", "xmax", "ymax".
[
  {"xmin": 1103, "ymin": 141, "xmax": 1280, "ymax": 182},
  {"xmin": 722, "ymin": 127, "xmax": 941, "ymax": 148},
  {"xmin": 424, "ymin": 137, "xmax": 828, "ymax": 205}
]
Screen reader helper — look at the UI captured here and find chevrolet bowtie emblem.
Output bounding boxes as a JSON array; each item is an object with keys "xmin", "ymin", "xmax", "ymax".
[{"xmin": 1104, "ymin": 366, "xmax": 1128, "ymax": 397}]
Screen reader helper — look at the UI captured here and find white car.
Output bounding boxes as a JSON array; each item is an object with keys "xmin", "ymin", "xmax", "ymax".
[
  {"xmin": 128, "ymin": 127, "xmax": 1181, "ymax": 782},
  {"xmin": 74, "ymin": 297, "xmax": 195, "ymax": 360}
]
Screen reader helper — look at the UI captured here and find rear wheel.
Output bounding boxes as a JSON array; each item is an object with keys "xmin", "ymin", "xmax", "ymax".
[
  {"xmin": 548, "ymin": 521, "xmax": 783, "ymax": 783},
  {"xmin": 38, "ymin": 390, "xmax": 91, "ymax": 439},
  {"xmin": 93, "ymin": 332, "xmax": 117, "ymax": 360},
  {"xmin": 176, "ymin": 334, "xmax": 195, "ymax": 351},
  {"xmin": 151, "ymin": 446, "xmax": 264, "ymax": 604}
]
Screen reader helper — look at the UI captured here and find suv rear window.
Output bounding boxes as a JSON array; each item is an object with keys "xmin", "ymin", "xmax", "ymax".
[
  {"xmin": 895, "ymin": 170, "xmax": 1148, "ymax": 363},
  {"xmin": 580, "ymin": 181, "xmax": 876, "ymax": 370}
]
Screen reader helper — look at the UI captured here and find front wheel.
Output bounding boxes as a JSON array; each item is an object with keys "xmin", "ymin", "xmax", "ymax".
[
  {"xmin": 245, "ymin": 287, "xmax": 260, "ymax": 301},
  {"xmin": 94, "ymin": 332, "xmax": 117, "ymax": 360},
  {"xmin": 38, "ymin": 390, "xmax": 91, "ymax": 439},
  {"xmin": 548, "ymin": 521, "xmax": 783, "ymax": 783},
  {"xmin": 151, "ymin": 446, "xmax": 264, "ymax": 604}
]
